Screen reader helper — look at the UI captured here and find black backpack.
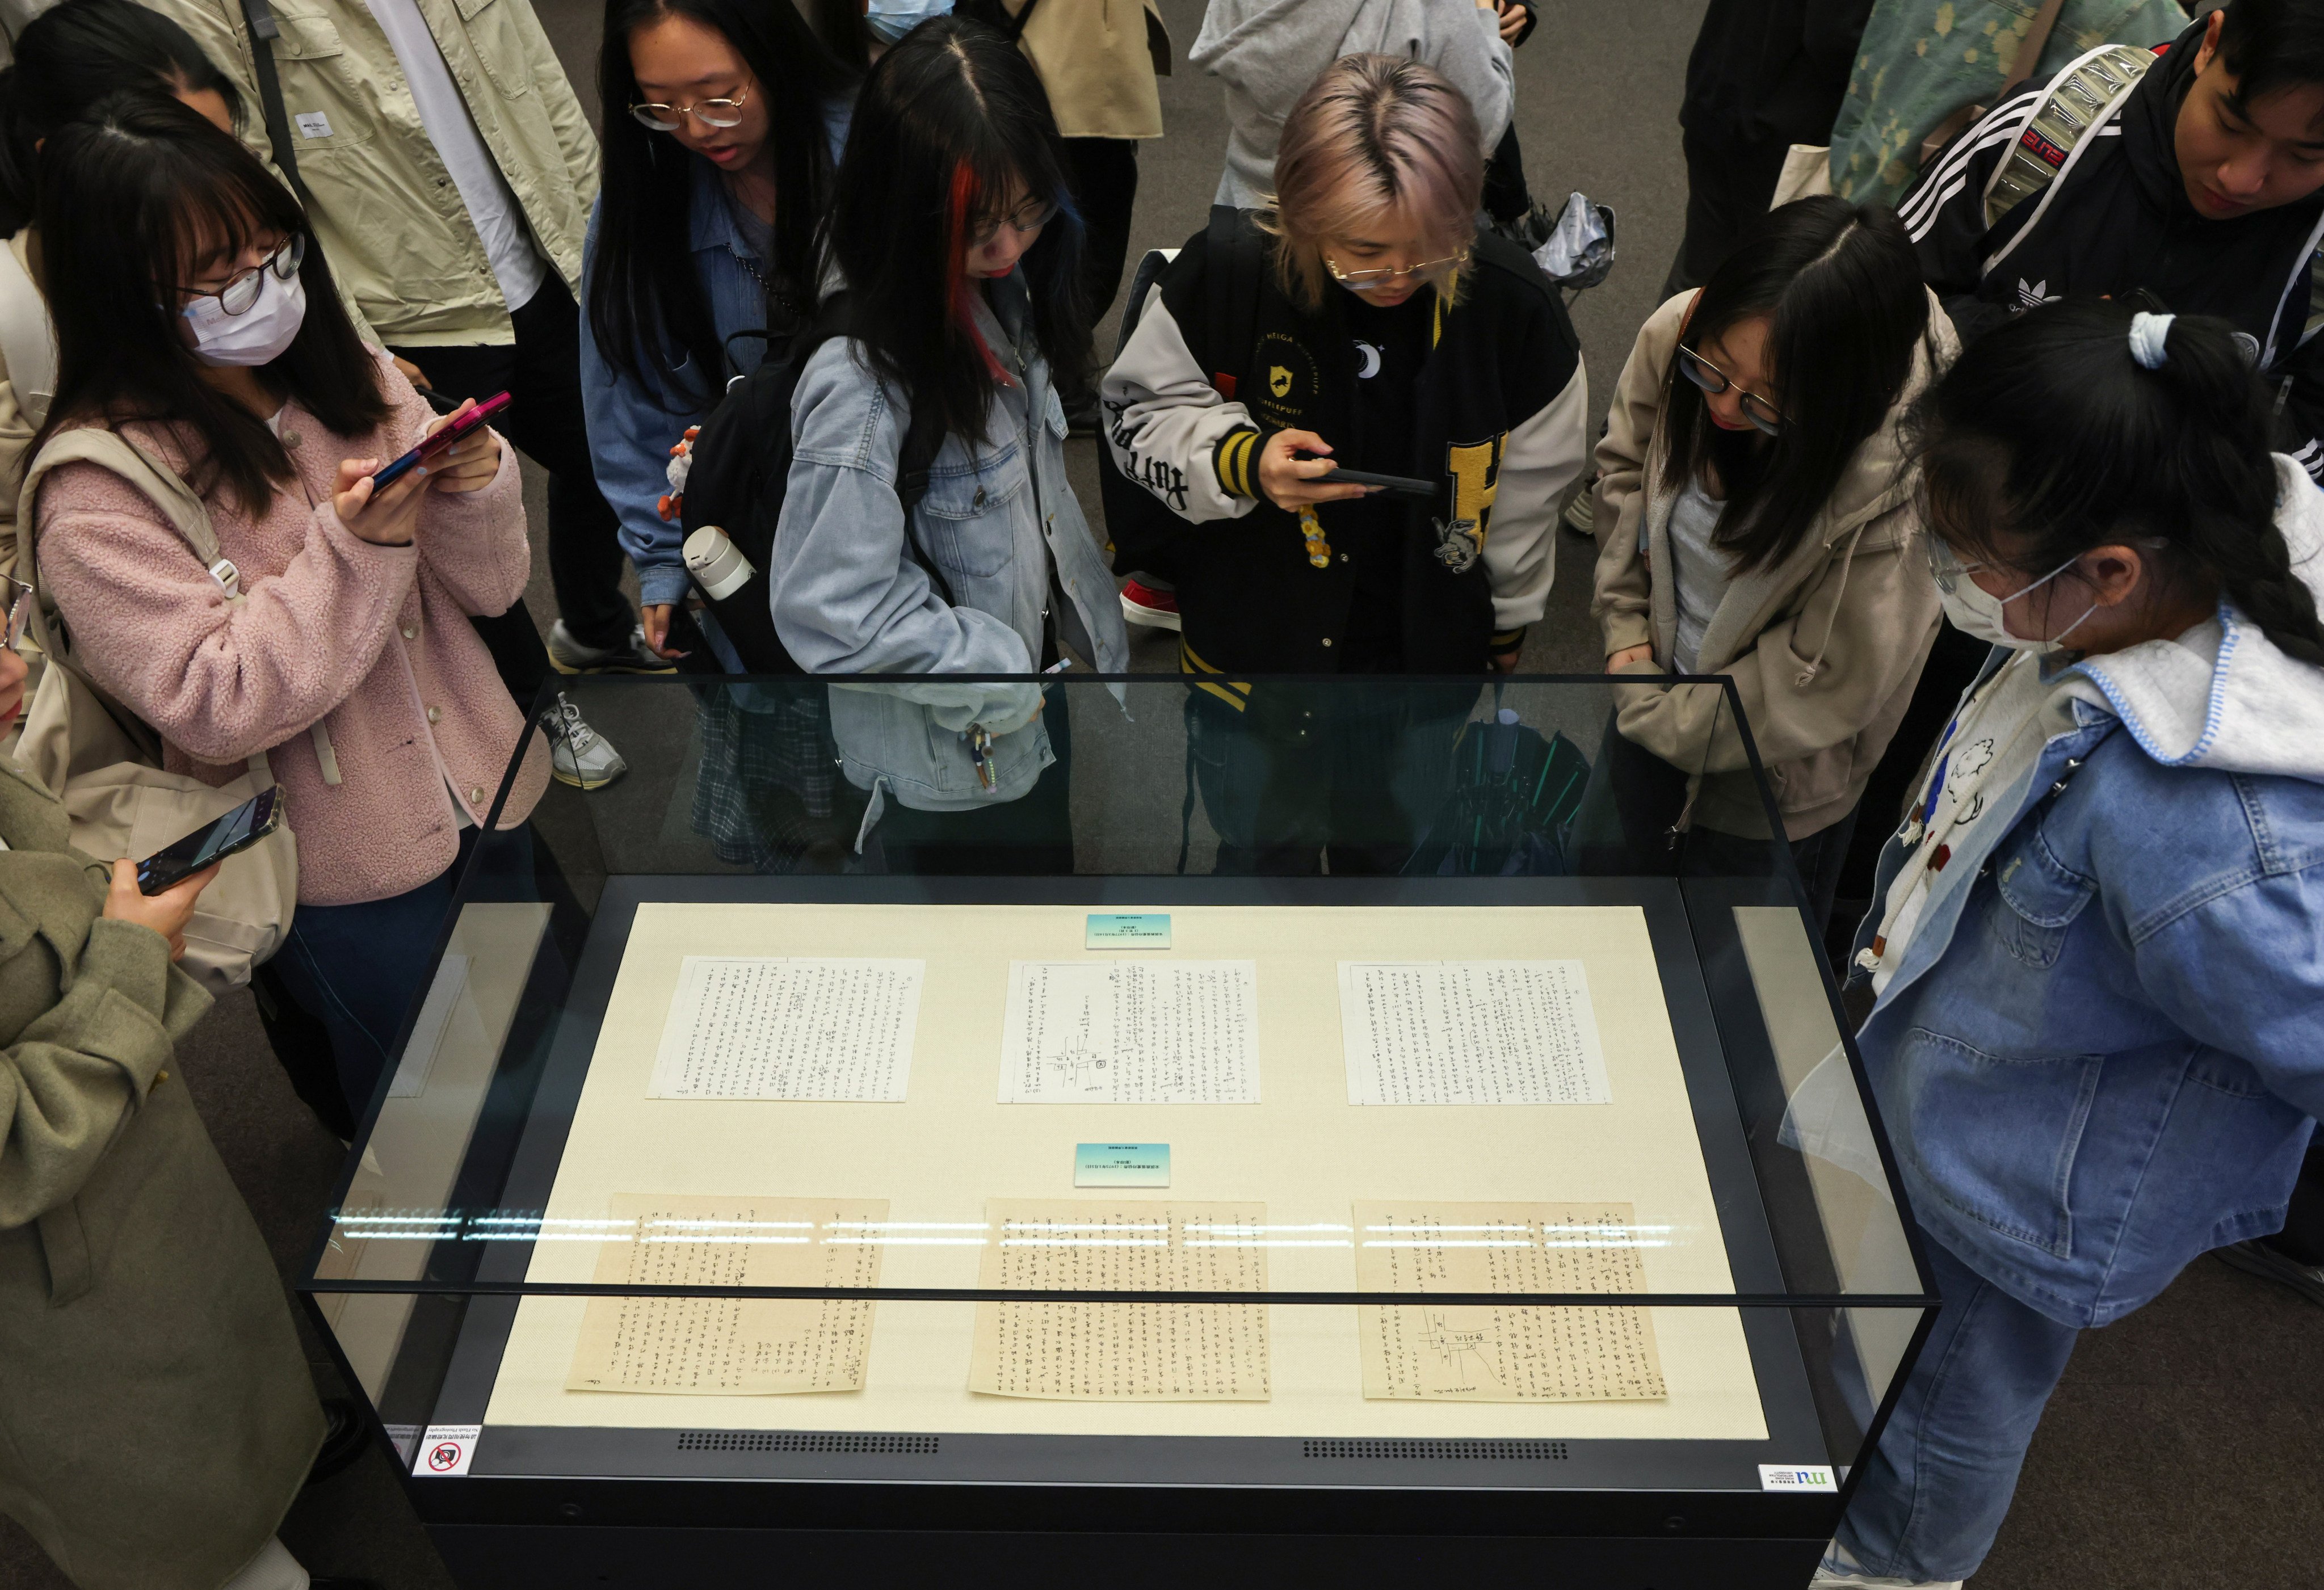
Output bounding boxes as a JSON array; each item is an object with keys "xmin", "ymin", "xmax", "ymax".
[
  {"xmin": 1096, "ymin": 207, "xmax": 1267, "ymax": 580},
  {"xmin": 666, "ymin": 293, "xmax": 952, "ymax": 674}
]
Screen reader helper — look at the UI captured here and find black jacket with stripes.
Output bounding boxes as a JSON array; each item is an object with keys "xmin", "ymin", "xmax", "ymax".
[{"xmin": 1901, "ymin": 19, "xmax": 2324, "ymax": 479}]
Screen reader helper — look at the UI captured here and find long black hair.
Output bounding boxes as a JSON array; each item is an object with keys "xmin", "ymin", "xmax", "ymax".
[
  {"xmin": 32, "ymin": 95, "xmax": 389, "ymax": 514},
  {"xmin": 1657, "ymin": 196, "xmax": 1930, "ymax": 571},
  {"xmin": 0, "ymin": 0, "xmax": 242, "ymax": 237},
  {"xmin": 826, "ymin": 18, "xmax": 1089, "ymax": 443},
  {"xmin": 1917, "ymin": 298, "xmax": 2324, "ymax": 666},
  {"xmin": 589, "ymin": 0, "xmax": 859, "ymax": 402}
]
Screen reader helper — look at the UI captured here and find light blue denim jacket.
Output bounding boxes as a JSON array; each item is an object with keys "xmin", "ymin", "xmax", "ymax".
[
  {"xmin": 1850, "ymin": 458, "xmax": 2324, "ymax": 1328},
  {"xmin": 578, "ymin": 109, "xmax": 849, "ymax": 614},
  {"xmin": 770, "ymin": 272, "xmax": 1129, "ymax": 817}
]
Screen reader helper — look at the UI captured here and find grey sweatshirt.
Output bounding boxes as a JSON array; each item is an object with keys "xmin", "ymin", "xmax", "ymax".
[{"xmin": 1190, "ymin": 0, "xmax": 1515, "ymax": 209}]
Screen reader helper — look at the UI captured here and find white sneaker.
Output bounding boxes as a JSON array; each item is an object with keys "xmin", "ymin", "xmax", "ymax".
[
  {"xmin": 1811, "ymin": 1540, "xmax": 1961, "ymax": 1589},
  {"xmin": 1560, "ymin": 479, "xmax": 1596, "ymax": 536},
  {"xmin": 548, "ymin": 618, "xmax": 672, "ymax": 674},
  {"xmin": 547, "ymin": 692, "xmax": 628, "ymax": 791}
]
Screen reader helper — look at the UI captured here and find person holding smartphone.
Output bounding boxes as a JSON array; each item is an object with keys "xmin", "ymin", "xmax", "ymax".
[
  {"xmin": 0, "ymin": 613, "xmax": 346, "ymax": 1590},
  {"xmin": 1102, "ymin": 54, "xmax": 1587, "ymax": 872},
  {"xmin": 26, "ymin": 96, "xmax": 549, "ymax": 1122}
]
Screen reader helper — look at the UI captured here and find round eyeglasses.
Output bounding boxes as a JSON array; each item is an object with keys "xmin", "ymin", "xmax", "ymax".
[
  {"xmin": 969, "ymin": 197, "xmax": 1059, "ymax": 247},
  {"xmin": 1323, "ymin": 251, "xmax": 1466, "ymax": 293},
  {"xmin": 629, "ymin": 82, "xmax": 751, "ymax": 132},
  {"xmin": 180, "ymin": 233, "xmax": 305, "ymax": 317},
  {"xmin": 1677, "ymin": 345, "xmax": 1785, "ymax": 435}
]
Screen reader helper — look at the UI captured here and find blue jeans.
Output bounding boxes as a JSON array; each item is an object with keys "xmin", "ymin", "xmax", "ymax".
[
  {"xmin": 1835, "ymin": 1236, "xmax": 2081, "ymax": 1582},
  {"xmin": 268, "ymin": 828, "xmax": 497, "ymax": 1122}
]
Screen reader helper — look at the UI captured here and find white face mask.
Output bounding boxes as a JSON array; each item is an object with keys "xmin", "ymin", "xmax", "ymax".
[
  {"xmin": 865, "ymin": 0, "xmax": 951, "ymax": 43},
  {"xmin": 1929, "ymin": 539, "xmax": 2096, "ymax": 654},
  {"xmin": 181, "ymin": 268, "xmax": 308, "ymax": 368}
]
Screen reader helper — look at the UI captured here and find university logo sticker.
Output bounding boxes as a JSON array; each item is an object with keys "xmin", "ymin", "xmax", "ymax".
[{"xmin": 1758, "ymin": 1463, "xmax": 1838, "ymax": 1492}]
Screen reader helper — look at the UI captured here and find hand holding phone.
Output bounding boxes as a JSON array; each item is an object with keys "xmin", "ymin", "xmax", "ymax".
[
  {"xmin": 104, "ymin": 860, "xmax": 215, "ymax": 962},
  {"xmin": 136, "ymin": 788, "xmax": 283, "ymax": 895},
  {"xmin": 1299, "ymin": 459, "xmax": 1440, "ymax": 499},
  {"xmin": 369, "ymin": 391, "xmax": 511, "ymax": 492}
]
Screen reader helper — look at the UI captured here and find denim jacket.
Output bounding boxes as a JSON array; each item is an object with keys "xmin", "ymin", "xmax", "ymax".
[
  {"xmin": 770, "ymin": 272, "xmax": 1129, "ymax": 818},
  {"xmin": 579, "ymin": 112, "xmax": 848, "ymax": 612},
  {"xmin": 1850, "ymin": 457, "xmax": 2324, "ymax": 1328}
]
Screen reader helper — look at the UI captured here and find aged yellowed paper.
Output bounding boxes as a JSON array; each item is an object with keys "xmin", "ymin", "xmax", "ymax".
[
  {"xmin": 1354, "ymin": 1201, "xmax": 1667, "ymax": 1402},
  {"xmin": 970, "ymin": 1200, "xmax": 1271, "ymax": 1401},
  {"xmin": 566, "ymin": 1194, "xmax": 887, "ymax": 1395}
]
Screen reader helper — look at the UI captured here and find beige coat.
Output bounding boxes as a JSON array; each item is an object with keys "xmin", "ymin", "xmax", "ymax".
[
  {"xmin": 1591, "ymin": 289, "xmax": 1955, "ymax": 840},
  {"xmin": 1005, "ymin": 0, "xmax": 1172, "ymax": 140},
  {"xmin": 0, "ymin": 229, "xmax": 49, "ymax": 581},
  {"xmin": 0, "ymin": 756, "xmax": 322, "ymax": 1590},
  {"xmin": 145, "ymin": 0, "xmax": 600, "ymax": 347}
]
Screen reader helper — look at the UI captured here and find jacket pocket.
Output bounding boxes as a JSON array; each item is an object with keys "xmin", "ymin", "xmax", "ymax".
[
  {"xmin": 917, "ymin": 441, "xmax": 1028, "ymax": 579},
  {"xmin": 1895, "ymin": 1025, "xmax": 2102, "ymax": 1259},
  {"xmin": 1987, "ymin": 825, "xmax": 2096, "ymax": 970},
  {"xmin": 266, "ymin": 7, "xmax": 377, "ymax": 148},
  {"xmin": 453, "ymin": 0, "xmax": 536, "ymax": 99}
]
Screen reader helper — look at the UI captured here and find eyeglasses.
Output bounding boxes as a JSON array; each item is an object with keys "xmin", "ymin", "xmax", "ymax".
[
  {"xmin": 969, "ymin": 197, "xmax": 1058, "ymax": 247},
  {"xmin": 1677, "ymin": 345, "xmax": 1785, "ymax": 435},
  {"xmin": 1323, "ymin": 251, "xmax": 1466, "ymax": 292},
  {"xmin": 4, "ymin": 578, "xmax": 33, "ymax": 652},
  {"xmin": 629, "ymin": 83, "xmax": 751, "ymax": 131},
  {"xmin": 180, "ymin": 233, "xmax": 305, "ymax": 317}
]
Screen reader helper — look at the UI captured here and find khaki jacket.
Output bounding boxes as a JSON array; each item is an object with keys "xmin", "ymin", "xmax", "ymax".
[
  {"xmin": 147, "ymin": 0, "xmax": 600, "ymax": 347},
  {"xmin": 1591, "ymin": 289, "xmax": 1955, "ymax": 840},
  {"xmin": 1005, "ymin": 0, "xmax": 1171, "ymax": 141},
  {"xmin": 0, "ymin": 758, "xmax": 322, "ymax": 1590}
]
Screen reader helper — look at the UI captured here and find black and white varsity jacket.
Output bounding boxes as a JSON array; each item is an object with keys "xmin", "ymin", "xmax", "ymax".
[
  {"xmin": 1901, "ymin": 19, "xmax": 2324, "ymax": 480},
  {"xmin": 1098, "ymin": 222, "xmax": 1589, "ymax": 678}
]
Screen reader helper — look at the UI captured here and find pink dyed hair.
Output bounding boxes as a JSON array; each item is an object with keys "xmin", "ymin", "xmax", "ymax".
[{"xmin": 1263, "ymin": 54, "xmax": 1485, "ymax": 310}]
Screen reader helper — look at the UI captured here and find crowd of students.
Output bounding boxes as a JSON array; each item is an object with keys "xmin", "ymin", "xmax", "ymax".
[{"xmin": 0, "ymin": 0, "xmax": 2317, "ymax": 1587}]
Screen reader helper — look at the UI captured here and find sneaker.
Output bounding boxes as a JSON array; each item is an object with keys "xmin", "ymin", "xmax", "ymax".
[
  {"xmin": 1561, "ymin": 476, "xmax": 1597, "ymax": 537},
  {"xmin": 548, "ymin": 618, "xmax": 673, "ymax": 674},
  {"xmin": 2217, "ymin": 1236, "xmax": 2324, "ymax": 1307},
  {"xmin": 547, "ymin": 692, "xmax": 628, "ymax": 791},
  {"xmin": 1120, "ymin": 577, "xmax": 1182, "ymax": 632},
  {"xmin": 1811, "ymin": 1541, "xmax": 1961, "ymax": 1589}
]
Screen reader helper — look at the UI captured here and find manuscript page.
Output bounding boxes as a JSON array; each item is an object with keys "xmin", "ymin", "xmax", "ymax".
[
  {"xmin": 650, "ymin": 957, "xmax": 922, "ymax": 1101},
  {"xmin": 970, "ymin": 1200, "xmax": 1270, "ymax": 1400},
  {"xmin": 1354, "ymin": 1201, "xmax": 1666, "ymax": 1402},
  {"xmin": 1339, "ymin": 960, "xmax": 1611, "ymax": 1105},
  {"xmin": 566, "ymin": 1194, "xmax": 886, "ymax": 1395},
  {"xmin": 1000, "ymin": 960, "xmax": 1260, "ymax": 1104}
]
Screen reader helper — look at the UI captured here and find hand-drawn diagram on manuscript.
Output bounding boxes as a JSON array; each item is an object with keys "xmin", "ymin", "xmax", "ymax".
[
  {"xmin": 999, "ymin": 961, "xmax": 1260, "ymax": 1104},
  {"xmin": 1354, "ymin": 1201, "xmax": 1667, "ymax": 1402},
  {"xmin": 566, "ymin": 1194, "xmax": 886, "ymax": 1395}
]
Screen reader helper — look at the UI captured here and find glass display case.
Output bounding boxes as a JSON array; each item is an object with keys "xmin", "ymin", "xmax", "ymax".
[{"xmin": 297, "ymin": 672, "xmax": 1935, "ymax": 1588}]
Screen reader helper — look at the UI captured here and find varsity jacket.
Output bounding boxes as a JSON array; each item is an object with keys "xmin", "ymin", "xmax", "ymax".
[
  {"xmin": 1100, "ymin": 225, "xmax": 1588, "ymax": 678},
  {"xmin": 1902, "ymin": 19, "xmax": 2324, "ymax": 479}
]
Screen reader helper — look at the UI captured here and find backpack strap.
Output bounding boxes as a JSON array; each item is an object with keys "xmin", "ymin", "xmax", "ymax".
[
  {"xmin": 16, "ymin": 426, "xmax": 337, "ymax": 784},
  {"xmin": 1201, "ymin": 205, "xmax": 1268, "ymax": 399},
  {"xmin": 0, "ymin": 235, "xmax": 56, "ymax": 430},
  {"xmin": 1980, "ymin": 45, "xmax": 2155, "ymax": 265},
  {"xmin": 237, "ymin": 0, "xmax": 320, "ymax": 210}
]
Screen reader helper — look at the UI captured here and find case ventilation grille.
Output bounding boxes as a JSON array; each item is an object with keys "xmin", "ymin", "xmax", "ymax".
[
  {"xmin": 1302, "ymin": 1438, "xmax": 1569, "ymax": 1462},
  {"xmin": 674, "ymin": 1432, "xmax": 940, "ymax": 1456}
]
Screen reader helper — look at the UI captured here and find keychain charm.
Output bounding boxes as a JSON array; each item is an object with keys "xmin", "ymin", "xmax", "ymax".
[{"xmin": 1298, "ymin": 504, "xmax": 1331, "ymax": 569}]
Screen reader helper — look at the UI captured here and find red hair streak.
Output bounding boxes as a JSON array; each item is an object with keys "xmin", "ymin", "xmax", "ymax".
[{"xmin": 945, "ymin": 157, "xmax": 1011, "ymax": 386}]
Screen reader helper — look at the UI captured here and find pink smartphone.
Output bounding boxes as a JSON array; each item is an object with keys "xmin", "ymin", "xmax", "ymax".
[{"xmin": 369, "ymin": 390, "xmax": 512, "ymax": 489}]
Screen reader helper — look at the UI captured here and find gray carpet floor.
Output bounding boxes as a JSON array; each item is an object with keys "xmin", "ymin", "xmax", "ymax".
[{"xmin": 5, "ymin": 1, "xmax": 2317, "ymax": 1585}]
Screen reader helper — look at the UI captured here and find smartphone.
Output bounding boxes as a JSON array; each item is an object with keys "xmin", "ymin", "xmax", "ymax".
[
  {"xmin": 1293, "ymin": 455, "xmax": 1439, "ymax": 499},
  {"xmin": 137, "ymin": 789, "xmax": 284, "ymax": 895},
  {"xmin": 369, "ymin": 390, "xmax": 513, "ymax": 490}
]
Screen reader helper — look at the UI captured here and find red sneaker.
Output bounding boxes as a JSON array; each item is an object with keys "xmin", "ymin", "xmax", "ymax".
[{"xmin": 1120, "ymin": 577, "xmax": 1182, "ymax": 632}]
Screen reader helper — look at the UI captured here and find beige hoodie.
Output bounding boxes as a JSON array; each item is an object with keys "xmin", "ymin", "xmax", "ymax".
[{"xmin": 1590, "ymin": 288, "xmax": 1956, "ymax": 841}]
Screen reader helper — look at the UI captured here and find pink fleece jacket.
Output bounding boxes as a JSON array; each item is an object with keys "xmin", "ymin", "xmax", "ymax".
[{"xmin": 32, "ymin": 355, "xmax": 550, "ymax": 906}]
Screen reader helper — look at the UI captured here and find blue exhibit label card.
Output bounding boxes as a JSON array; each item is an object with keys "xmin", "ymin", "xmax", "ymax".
[
  {"xmin": 1086, "ymin": 912, "xmax": 1171, "ymax": 949},
  {"xmin": 1074, "ymin": 1143, "xmax": 1171, "ymax": 1188}
]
